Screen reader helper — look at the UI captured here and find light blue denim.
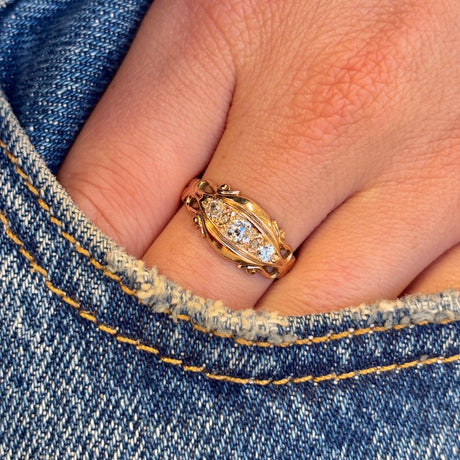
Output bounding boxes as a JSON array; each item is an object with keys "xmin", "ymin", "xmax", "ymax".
[{"xmin": 0, "ymin": 1, "xmax": 459, "ymax": 458}]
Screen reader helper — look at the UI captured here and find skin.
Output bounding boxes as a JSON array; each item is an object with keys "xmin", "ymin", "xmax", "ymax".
[{"xmin": 57, "ymin": 0, "xmax": 460, "ymax": 315}]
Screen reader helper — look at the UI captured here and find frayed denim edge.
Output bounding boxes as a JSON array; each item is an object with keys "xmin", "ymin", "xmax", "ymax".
[{"xmin": 106, "ymin": 247, "xmax": 460, "ymax": 343}]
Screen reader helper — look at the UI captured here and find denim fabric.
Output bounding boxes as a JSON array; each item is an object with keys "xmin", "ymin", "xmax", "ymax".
[
  {"xmin": 0, "ymin": 1, "xmax": 459, "ymax": 459},
  {"xmin": 0, "ymin": 0, "xmax": 152, "ymax": 173}
]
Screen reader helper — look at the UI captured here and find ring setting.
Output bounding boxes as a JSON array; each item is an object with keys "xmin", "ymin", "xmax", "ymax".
[{"xmin": 181, "ymin": 179, "xmax": 295, "ymax": 279}]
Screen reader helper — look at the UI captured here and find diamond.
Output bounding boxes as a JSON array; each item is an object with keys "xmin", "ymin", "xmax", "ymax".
[
  {"xmin": 203, "ymin": 197, "xmax": 223, "ymax": 218},
  {"xmin": 227, "ymin": 219, "xmax": 252, "ymax": 244},
  {"xmin": 202, "ymin": 196, "xmax": 279, "ymax": 261},
  {"xmin": 203, "ymin": 198, "xmax": 231, "ymax": 225},
  {"xmin": 257, "ymin": 244, "xmax": 275, "ymax": 263}
]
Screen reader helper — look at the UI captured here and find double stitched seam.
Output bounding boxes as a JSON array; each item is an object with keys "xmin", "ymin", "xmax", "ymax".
[
  {"xmin": 0, "ymin": 140, "xmax": 456, "ymax": 347},
  {"xmin": 1, "ymin": 204, "xmax": 460, "ymax": 385}
]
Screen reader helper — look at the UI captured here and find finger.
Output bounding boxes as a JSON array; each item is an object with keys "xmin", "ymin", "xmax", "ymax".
[
  {"xmin": 57, "ymin": 0, "xmax": 235, "ymax": 257},
  {"xmin": 404, "ymin": 243, "xmax": 460, "ymax": 295},
  {"xmin": 141, "ymin": 79, "xmax": 378, "ymax": 310},
  {"xmin": 143, "ymin": 0, "xmax": 458, "ymax": 312},
  {"xmin": 139, "ymin": 0, "xmax": 422, "ymax": 310},
  {"xmin": 255, "ymin": 175, "xmax": 460, "ymax": 315}
]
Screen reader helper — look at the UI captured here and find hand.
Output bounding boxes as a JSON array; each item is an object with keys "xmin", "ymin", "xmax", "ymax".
[{"xmin": 58, "ymin": 0, "xmax": 460, "ymax": 315}]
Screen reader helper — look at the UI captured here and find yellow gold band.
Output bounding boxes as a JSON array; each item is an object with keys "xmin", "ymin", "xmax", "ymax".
[{"xmin": 181, "ymin": 179, "xmax": 295, "ymax": 279}]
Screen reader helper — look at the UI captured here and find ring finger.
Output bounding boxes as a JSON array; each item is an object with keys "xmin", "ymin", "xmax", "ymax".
[{"xmin": 142, "ymin": 79, "xmax": 376, "ymax": 310}]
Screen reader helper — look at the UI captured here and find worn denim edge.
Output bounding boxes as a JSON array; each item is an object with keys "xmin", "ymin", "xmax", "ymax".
[
  {"xmin": 1, "ymin": 90, "xmax": 459, "ymax": 344},
  {"xmin": 106, "ymin": 247, "xmax": 460, "ymax": 342}
]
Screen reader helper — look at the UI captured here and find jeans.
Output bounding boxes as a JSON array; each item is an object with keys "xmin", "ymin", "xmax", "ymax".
[{"xmin": 0, "ymin": 1, "xmax": 459, "ymax": 458}]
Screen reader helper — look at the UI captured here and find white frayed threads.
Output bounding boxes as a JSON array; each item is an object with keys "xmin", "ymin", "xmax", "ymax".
[
  {"xmin": 105, "ymin": 248, "xmax": 460, "ymax": 344},
  {"xmin": 105, "ymin": 248, "xmax": 296, "ymax": 343}
]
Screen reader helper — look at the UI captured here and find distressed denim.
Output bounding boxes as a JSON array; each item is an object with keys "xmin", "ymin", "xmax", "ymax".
[{"xmin": 0, "ymin": 1, "xmax": 459, "ymax": 458}]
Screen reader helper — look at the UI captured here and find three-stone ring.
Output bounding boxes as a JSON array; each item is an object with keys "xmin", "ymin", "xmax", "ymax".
[{"xmin": 181, "ymin": 179, "xmax": 295, "ymax": 279}]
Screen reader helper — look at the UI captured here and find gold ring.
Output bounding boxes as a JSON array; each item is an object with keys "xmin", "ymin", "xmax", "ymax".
[{"xmin": 181, "ymin": 178, "xmax": 295, "ymax": 279}]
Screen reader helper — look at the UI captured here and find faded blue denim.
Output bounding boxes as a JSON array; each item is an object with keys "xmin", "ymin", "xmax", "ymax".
[{"xmin": 0, "ymin": 1, "xmax": 459, "ymax": 458}]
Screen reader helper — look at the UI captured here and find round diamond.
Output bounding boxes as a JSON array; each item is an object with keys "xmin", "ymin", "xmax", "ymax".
[
  {"xmin": 203, "ymin": 198, "xmax": 230, "ymax": 225},
  {"xmin": 227, "ymin": 219, "xmax": 252, "ymax": 244},
  {"xmin": 203, "ymin": 198, "xmax": 223, "ymax": 219},
  {"xmin": 257, "ymin": 244, "xmax": 275, "ymax": 263}
]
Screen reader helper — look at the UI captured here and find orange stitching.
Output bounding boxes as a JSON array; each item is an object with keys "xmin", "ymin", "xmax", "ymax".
[
  {"xmin": 79, "ymin": 310, "xmax": 98, "ymax": 323},
  {"xmin": 161, "ymin": 357, "xmax": 183, "ymax": 366},
  {"xmin": 136, "ymin": 343, "xmax": 160, "ymax": 355},
  {"xmin": 116, "ymin": 336, "xmax": 139, "ymax": 346},
  {"xmin": 1, "ymin": 208, "xmax": 459, "ymax": 385},
  {"xmin": 45, "ymin": 279, "xmax": 80, "ymax": 310},
  {"xmin": 97, "ymin": 324, "xmax": 118, "ymax": 335},
  {"xmin": 0, "ymin": 140, "xmax": 457, "ymax": 347}
]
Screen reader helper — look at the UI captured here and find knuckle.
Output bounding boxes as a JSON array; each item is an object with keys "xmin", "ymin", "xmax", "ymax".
[
  {"xmin": 286, "ymin": 39, "xmax": 403, "ymax": 144},
  {"xmin": 267, "ymin": 3, "xmax": 444, "ymax": 148}
]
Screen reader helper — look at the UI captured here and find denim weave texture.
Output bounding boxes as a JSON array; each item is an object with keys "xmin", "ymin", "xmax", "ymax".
[
  {"xmin": 0, "ymin": 1, "xmax": 459, "ymax": 458},
  {"xmin": 0, "ymin": 0, "xmax": 152, "ymax": 173}
]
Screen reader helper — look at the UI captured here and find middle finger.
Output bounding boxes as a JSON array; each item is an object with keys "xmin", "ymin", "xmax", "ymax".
[
  {"xmin": 142, "ymin": 75, "xmax": 378, "ymax": 309},
  {"xmin": 142, "ymin": 1, "xmax": 418, "ymax": 310}
]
